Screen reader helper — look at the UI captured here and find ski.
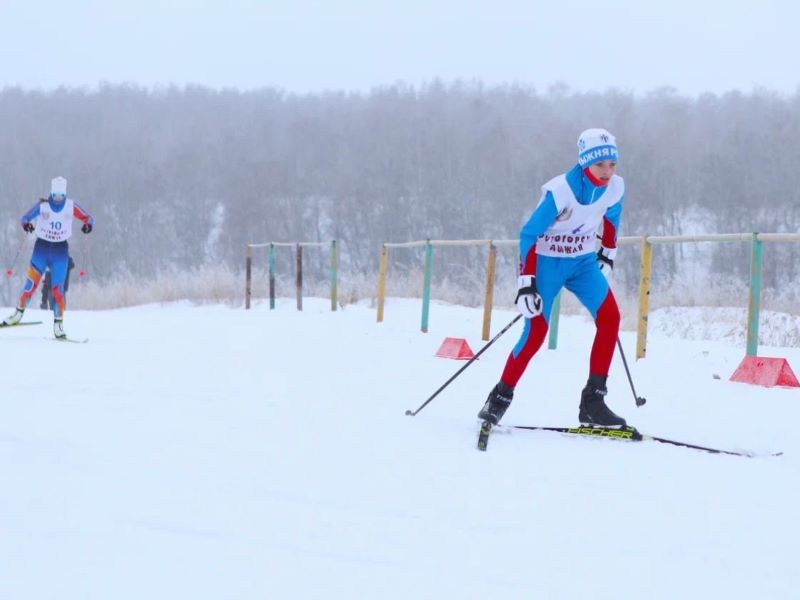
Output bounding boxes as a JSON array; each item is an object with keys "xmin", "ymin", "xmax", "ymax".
[
  {"xmin": 512, "ymin": 425, "xmax": 641, "ymax": 441},
  {"xmin": 644, "ymin": 433, "xmax": 782, "ymax": 458},
  {"xmin": 0, "ymin": 321, "xmax": 43, "ymax": 328},
  {"xmin": 53, "ymin": 336, "xmax": 89, "ymax": 344},
  {"xmin": 477, "ymin": 420, "xmax": 493, "ymax": 451},
  {"xmin": 509, "ymin": 425, "xmax": 782, "ymax": 458}
]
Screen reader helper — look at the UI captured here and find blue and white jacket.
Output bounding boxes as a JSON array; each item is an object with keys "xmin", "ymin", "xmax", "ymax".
[{"xmin": 519, "ymin": 164, "xmax": 623, "ymax": 275}]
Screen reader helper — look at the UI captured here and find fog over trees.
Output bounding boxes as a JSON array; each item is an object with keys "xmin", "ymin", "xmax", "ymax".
[{"xmin": 1, "ymin": 82, "xmax": 798, "ymax": 308}]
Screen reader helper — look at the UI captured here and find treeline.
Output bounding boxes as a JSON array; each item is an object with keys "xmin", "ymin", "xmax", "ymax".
[{"xmin": 0, "ymin": 82, "xmax": 798, "ymax": 305}]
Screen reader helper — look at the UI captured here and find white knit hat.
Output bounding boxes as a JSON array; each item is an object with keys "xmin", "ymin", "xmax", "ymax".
[
  {"xmin": 577, "ymin": 129, "xmax": 618, "ymax": 167},
  {"xmin": 50, "ymin": 176, "xmax": 67, "ymax": 198}
]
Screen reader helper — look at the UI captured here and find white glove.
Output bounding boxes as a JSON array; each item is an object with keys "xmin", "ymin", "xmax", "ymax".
[
  {"xmin": 597, "ymin": 246, "xmax": 617, "ymax": 274},
  {"xmin": 515, "ymin": 275, "xmax": 542, "ymax": 318}
]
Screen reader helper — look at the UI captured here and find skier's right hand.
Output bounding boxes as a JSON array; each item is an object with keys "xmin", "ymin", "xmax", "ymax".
[
  {"xmin": 22, "ymin": 222, "xmax": 34, "ymax": 233},
  {"xmin": 597, "ymin": 246, "xmax": 616, "ymax": 274},
  {"xmin": 515, "ymin": 275, "xmax": 543, "ymax": 319}
]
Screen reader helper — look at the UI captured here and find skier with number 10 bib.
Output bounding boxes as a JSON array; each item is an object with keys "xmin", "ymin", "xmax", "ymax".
[
  {"xmin": 2, "ymin": 177, "xmax": 94, "ymax": 339},
  {"xmin": 479, "ymin": 129, "xmax": 627, "ymax": 428}
]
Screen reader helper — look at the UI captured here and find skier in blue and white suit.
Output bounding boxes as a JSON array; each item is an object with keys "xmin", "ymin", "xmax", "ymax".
[
  {"xmin": 479, "ymin": 128, "xmax": 628, "ymax": 428},
  {"xmin": 2, "ymin": 176, "xmax": 94, "ymax": 339}
]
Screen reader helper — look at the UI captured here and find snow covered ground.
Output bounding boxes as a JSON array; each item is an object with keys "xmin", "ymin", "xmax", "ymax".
[{"xmin": 1, "ymin": 299, "xmax": 799, "ymax": 599}]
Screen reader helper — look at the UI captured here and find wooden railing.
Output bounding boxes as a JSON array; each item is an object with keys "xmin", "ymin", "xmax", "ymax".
[
  {"xmin": 376, "ymin": 233, "xmax": 800, "ymax": 358},
  {"xmin": 245, "ymin": 241, "xmax": 339, "ymax": 311}
]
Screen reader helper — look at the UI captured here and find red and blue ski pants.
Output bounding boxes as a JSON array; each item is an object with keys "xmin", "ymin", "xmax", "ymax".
[
  {"xmin": 18, "ymin": 239, "xmax": 70, "ymax": 318},
  {"xmin": 501, "ymin": 252, "xmax": 620, "ymax": 387}
]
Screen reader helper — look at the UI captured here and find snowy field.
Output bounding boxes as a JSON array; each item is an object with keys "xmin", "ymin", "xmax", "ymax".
[{"xmin": 1, "ymin": 298, "xmax": 799, "ymax": 599}]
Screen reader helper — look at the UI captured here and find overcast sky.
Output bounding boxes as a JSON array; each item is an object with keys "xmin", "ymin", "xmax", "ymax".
[{"xmin": 1, "ymin": 0, "xmax": 797, "ymax": 96}]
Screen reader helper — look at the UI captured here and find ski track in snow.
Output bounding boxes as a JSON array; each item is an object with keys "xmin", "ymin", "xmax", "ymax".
[{"xmin": 1, "ymin": 299, "xmax": 798, "ymax": 599}]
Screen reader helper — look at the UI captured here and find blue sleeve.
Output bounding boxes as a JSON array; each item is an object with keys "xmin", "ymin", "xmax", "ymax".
[
  {"xmin": 20, "ymin": 203, "xmax": 40, "ymax": 224},
  {"xmin": 520, "ymin": 191, "xmax": 558, "ymax": 267}
]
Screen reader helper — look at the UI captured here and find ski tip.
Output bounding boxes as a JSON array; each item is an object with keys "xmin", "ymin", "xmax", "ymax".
[
  {"xmin": 734, "ymin": 450, "xmax": 783, "ymax": 459},
  {"xmin": 404, "ymin": 409, "xmax": 414, "ymax": 416},
  {"xmin": 0, "ymin": 321, "xmax": 43, "ymax": 328},
  {"xmin": 53, "ymin": 337, "xmax": 89, "ymax": 344},
  {"xmin": 476, "ymin": 420, "xmax": 493, "ymax": 451}
]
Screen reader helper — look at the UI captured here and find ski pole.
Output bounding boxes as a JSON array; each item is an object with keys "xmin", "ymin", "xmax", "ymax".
[
  {"xmin": 4, "ymin": 235, "xmax": 27, "ymax": 277},
  {"xmin": 617, "ymin": 337, "xmax": 646, "ymax": 407},
  {"xmin": 405, "ymin": 314, "xmax": 522, "ymax": 417},
  {"xmin": 78, "ymin": 233, "xmax": 90, "ymax": 279}
]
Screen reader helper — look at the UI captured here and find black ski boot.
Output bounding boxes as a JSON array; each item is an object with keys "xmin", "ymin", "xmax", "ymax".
[
  {"xmin": 578, "ymin": 374, "xmax": 627, "ymax": 428},
  {"xmin": 478, "ymin": 382, "xmax": 514, "ymax": 425}
]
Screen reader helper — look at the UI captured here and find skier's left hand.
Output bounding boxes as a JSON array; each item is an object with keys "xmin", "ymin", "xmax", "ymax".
[
  {"xmin": 81, "ymin": 222, "xmax": 93, "ymax": 234},
  {"xmin": 597, "ymin": 246, "xmax": 616, "ymax": 273}
]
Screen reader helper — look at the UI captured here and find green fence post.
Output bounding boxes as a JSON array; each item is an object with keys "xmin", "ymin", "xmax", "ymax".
[
  {"xmin": 746, "ymin": 233, "xmax": 763, "ymax": 356},
  {"xmin": 268, "ymin": 243, "xmax": 276, "ymax": 310},
  {"xmin": 547, "ymin": 291, "xmax": 562, "ymax": 349},
  {"xmin": 421, "ymin": 240, "xmax": 433, "ymax": 333},
  {"xmin": 330, "ymin": 240, "xmax": 338, "ymax": 312}
]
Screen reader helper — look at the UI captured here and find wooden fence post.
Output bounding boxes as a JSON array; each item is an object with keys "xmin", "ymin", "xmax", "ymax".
[
  {"xmin": 481, "ymin": 242, "xmax": 497, "ymax": 341},
  {"xmin": 268, "ymin": 243, "xmax": 276, "ymax": 310},
  {"xmin": 296, "ymin": 243, "xmax": 303, "ymax": 311},
  {"xmin": 636, "ymin": 237, "xmax": 653, "ymax": 360},
  {"xmin": 245, "ymin": 244, "xmax": 252, "ymax": 309},
  {"xmin": 330, "ymin": 240, "xmax": 339, "ymax": 312},
  {"xmin": 377, "ymin": 245, "xmax": 388, "ymax": 322}
]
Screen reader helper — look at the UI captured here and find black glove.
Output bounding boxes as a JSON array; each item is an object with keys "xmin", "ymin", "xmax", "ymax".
[
  {"xmin": 515, "ymin": 275, "xmax": 543, "ymax": 318},
  {"xmin": 22, "ymin": 222, "xmax": 34, "ymax": 233},
  {"xmin": 82, "ymin": 222, "xmax": 93, "ymax": 234},
  {"xmin": 597, "ymin": 246, "xmax": 616, "ymax": 273}
]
